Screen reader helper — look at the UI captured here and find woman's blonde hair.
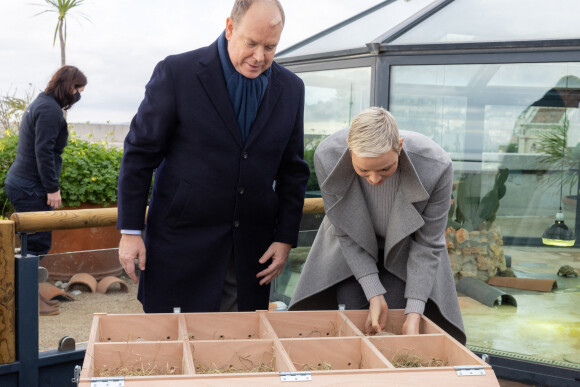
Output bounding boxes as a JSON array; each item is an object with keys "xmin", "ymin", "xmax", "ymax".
[{"xmin": 346, "ymin": 107, "xmax": 400, "ymax": 157}]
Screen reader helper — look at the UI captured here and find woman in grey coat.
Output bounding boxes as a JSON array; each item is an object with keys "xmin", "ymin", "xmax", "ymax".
[{"xmin": 289, "ymin": 107, "xmax": 466, "ymax": 345}]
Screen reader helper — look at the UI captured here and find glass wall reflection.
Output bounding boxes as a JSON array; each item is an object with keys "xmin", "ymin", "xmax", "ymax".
[
  {"xmin": 388, "ymin": 62, "xmax": 580, "ymax": 367},
  {"xmin": 274, "ymin": 62, "xmax": 580, "ymax": 369},
  {"xmin": 390, "ymin": 63, "xmax": 580, "ymax": 241}
]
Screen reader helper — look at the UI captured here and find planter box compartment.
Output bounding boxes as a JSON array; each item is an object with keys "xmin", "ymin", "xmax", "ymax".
[
  {"xmin": 341, "ymin": 309, "xmax": 444, "ymax": 336},
  {"xmin": 281, "ymin": 337, "xmax": 390, "ymax": 371},
  {"xmin": 79, "ymin": 311, "xmax": 500, "ymax": 386},
  {"xmin": 95, "ymin": 313, "xmax": 180, "ymax": 343},
  {"xmin": 191, "ymin": 340, "xmax": 289, "ymax": 374},
  {"xmin": 184, "ymin": 312, "xmax": 274, "ymax": 340},
  {"xmin": 85, "ymin": 341, "xmax": 189, "ymax": 378},
  {"xmin": 266, "ymin": 310, "xmax": 362, "ymax": 338},
  {"xmin": 369, "ymin": 334, "xmax": 483, "ymax": 368}
]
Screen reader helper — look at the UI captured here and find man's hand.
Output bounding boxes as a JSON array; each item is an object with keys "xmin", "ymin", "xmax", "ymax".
[
  {"xmin": 365, "ymin": 295, "xmax": 388, "ymax": 334},
  {"xmin": 402, "ymin": 312, "xmax": 421, "ymax": 335},
  {"xmin": 256, "ymin": 242, "xmax": 291, "ymax": 285},
  {"xmin": 47, "ymin": 190, "xmax": 62, "ymax": 208},
  {"xmin": 119, "ymin": 234, "xmax": 146, "ymax": 284}
]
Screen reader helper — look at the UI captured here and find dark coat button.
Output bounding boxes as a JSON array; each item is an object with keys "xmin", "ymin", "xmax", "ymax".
[
  {"xmin": 238, "ymin": 187, "xmax": 245, "ymax": 194},
  {"xmin": 234, "ymin": 220, "xmax": 240, "ymax": 228},
  {"xmin": 242, "ymin": 152, "xmax": 248, "ymax": 159}
]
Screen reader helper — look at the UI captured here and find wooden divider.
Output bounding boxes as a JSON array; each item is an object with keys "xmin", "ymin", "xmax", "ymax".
[{"xmin": 0, "ymin": 220, "xmax": 15, "ymax": 364}]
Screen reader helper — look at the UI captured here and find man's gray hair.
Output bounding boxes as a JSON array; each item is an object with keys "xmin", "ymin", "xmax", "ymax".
[
  {"xmin": 230, "ymin": 0, "xmax": 285, "ymax": 26},
  {"xmin": 346, "ymin": 107, "xmax": 400, "ymax": 157}
]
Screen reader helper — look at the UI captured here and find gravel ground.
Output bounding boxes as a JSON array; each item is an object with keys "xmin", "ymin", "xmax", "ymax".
[{"xmin": 39, "ymin": 275, "xmax": 143, "ymax": 351}]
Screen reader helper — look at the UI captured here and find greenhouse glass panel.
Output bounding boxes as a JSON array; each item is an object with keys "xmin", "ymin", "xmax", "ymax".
[
  {"xmin": 298, "ymin": 67, "xmax": 372, "ymax": 137},
  {"xmin": 390, "ymin": 62, "xmax": 580, "ymax": 368},
  {"xmin": 277, "ymin": 0, "xmax": 436, "ymax": 58},
  {"xmin": 390, "ymin": 0, "xmax": 580, "ymax": 45},
  {"xmin": 274, "ymin": 66, "xmax": 372, "ymax": 301}
]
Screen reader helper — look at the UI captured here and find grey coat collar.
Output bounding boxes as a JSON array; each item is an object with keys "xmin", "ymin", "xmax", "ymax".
[{"xmin": 320, "ymin": 146, "xmax": 429, "ymax": 260}]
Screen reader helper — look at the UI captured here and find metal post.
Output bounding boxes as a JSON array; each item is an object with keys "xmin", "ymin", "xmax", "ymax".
[{"xmin": 15, "ymin": 233, "xmax": 39, "ymax": 387}]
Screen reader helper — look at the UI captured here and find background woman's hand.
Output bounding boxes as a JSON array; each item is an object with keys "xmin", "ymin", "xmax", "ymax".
[
  {"xmin": 47, "ymin": 190, "xmax": 62, "ymax": 208},
  {"xmin": 365, "ymin": 294, "xmax": 388, "ymax": 334}
]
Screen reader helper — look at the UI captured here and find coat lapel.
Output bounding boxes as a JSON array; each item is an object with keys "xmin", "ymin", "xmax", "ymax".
[
  {"xmin": 321, "ymin": 146, "xmax": 430, "ymax": 262},
  {"xmin": 197, "ymin": 43, "xmax": 244, "ymax": 148},
  {"xmin": 321, "ymin": 149, "xmax": 378, "ymax": 259},
  {"xmin": 383, "ymin": 149, "xmax": 429, "ymax": 256}
]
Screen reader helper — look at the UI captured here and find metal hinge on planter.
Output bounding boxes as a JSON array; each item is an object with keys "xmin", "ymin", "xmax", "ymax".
[
  {"xmin": 454, "ymin": 365, "xmax": 486, "ymax": 376},
  {"xmin": 89, "ymin": 376, "xmax": 125, "ymax": 386},
  {"xmin": 72, "ymin": 365, "xmax": 82, "ymax": 385},
  {"xmin": 280, "ymin": 371, "xmax": 312, "ymax": 381}
]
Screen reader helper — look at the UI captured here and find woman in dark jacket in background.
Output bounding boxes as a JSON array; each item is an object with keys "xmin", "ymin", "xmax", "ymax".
[{"xmin": 4, "ymin": 65, "xmax": 86, "ymax": 314}]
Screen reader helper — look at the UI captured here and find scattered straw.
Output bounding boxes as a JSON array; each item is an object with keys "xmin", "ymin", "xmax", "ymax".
[
  {"xmin": 391, "ymin": 352, "xmax": 446, "ymax": 368},
  {"xmin": 98, "ymin": 361, "xmax": 178, "ymax": 377},
  {"xmin": 195, "ymin": 355, "xmax": 275, "ymax": 374}
]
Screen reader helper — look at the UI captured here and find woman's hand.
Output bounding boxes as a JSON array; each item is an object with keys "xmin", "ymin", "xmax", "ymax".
[
  {"xmin": 47, "ymin": 190, "xmax": 62, "ymax": 208},
  {"xmin": 365, "ymin": 295, "xmax": 388, "ymax": 334},
  {"xmin": 402, "ymin": 312, "xmax": 421, "ymax": 335}
]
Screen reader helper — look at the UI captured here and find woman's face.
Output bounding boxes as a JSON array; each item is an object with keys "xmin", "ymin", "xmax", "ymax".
[
  {"xmin": 351, "ymin": 138, "xmax": 404, "ymax": 186},
  {"xmin": 71, "ymin": 86, "xmax": 85, "ymax": 94}
]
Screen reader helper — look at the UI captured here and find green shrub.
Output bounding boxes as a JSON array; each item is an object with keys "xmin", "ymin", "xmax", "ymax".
[
  {"xmin": 0, "ymin": 128, "xmax": 123, "ymax": 217},
  {"xmin": 59, "ymin": 130, "xmax": 123, "ymax": 207},
  {"xmin": 0, "ymin": 129, "xmax": 19, "ymax": 216}
]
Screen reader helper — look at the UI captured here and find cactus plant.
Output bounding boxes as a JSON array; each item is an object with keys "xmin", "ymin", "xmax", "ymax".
[{"xmin": 447, "ymin": 168, "xmax": 509, "ymax": 232}]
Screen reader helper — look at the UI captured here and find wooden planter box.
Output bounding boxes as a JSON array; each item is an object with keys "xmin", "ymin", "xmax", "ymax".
[{"xmin": 80, "ymin": 310, "xmax": 500, "ymax": 386}]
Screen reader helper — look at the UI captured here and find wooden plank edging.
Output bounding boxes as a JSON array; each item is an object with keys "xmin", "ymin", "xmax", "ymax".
[{"xmin": 10, "ymin": 198, "xmax": 325, "ymax": 232}]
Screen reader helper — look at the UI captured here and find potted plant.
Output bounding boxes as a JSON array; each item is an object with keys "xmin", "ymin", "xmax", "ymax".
[{"xmin": 537, "ymin": 115, "xmax": 580, "ymax": 211}]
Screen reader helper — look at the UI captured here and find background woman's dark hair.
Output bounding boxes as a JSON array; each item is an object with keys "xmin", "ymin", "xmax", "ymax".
[{"xmin": 44, "ymin": 65, "xmax": 87, "ymax": 111}]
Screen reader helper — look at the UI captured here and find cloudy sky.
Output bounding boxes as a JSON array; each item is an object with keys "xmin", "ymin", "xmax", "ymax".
[{"xmin": 0, "ymin": 0, "xmax": 384, "ymax": 124}]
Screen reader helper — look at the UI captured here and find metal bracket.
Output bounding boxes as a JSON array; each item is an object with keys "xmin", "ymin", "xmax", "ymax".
[
  {"xmin": 58, "ymin": 336, "xmax": 76, "ymax": 352},
  {"xmin": 454, "ymin": 365, "xmax": 486, "ymax": 376},
  {"xmin": 280, "ymin": 371, "xmax": 312, "ymax": 381},
  {"xmin": 90, "ymin": 376, "xmax": 125, "ymax": 386}
]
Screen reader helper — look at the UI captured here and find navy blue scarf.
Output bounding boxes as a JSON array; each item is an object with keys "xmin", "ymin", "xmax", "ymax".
[{"xmin": 217, "ymin": 31, "xmax": 271, "ymax": 143}]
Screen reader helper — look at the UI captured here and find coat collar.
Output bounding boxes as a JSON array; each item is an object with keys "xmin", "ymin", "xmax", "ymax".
[
  {"xmin": 196, "ymin": 39, "xmax": 283, "ymax": 149},
  {"xmin": 321, "ymin": 146, "xmax": 429, "ymax": 259}
]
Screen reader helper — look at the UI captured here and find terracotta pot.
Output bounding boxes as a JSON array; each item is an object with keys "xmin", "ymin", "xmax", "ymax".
[
  {"xmin": 49, "ymin": 203, "xmax": 121, "ymax": 254},
  {"xmin": 42, "ymin": 248, "xmax": 123, "ymax": 282},
  {"xmin": 42, "ymin": 203, "xmax": 123, "ymax": 281}
]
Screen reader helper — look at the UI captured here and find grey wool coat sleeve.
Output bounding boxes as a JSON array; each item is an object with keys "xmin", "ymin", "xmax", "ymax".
[{"xmin": 289, "ymin": 129, "xmax": 465, "ymax": 344}]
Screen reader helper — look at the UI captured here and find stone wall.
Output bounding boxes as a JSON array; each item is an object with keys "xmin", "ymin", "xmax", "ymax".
[
  {"xmin": 68, "ymin": 122, "xmax": 129, "ymax": 148},
  {"xmin": 446, "ymin": 225, "xmax": 507, "ymax": 283}
]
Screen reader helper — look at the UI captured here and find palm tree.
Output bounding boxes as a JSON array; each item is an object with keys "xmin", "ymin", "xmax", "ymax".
[{"xmin": 35, "ymin": 0, "xmax": 89, "ymax": 66}]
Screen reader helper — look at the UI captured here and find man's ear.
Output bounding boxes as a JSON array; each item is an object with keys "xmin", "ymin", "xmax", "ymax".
[
  {"xmin": 399, "ymin": 137, "xmax": 404, "ymax": 153},
  {"xmin": 225, "ymin": 17, "xmax": 234, "ymax": 39}
]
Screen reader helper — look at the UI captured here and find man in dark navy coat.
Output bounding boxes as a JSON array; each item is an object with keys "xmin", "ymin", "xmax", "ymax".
[{"xmin": 117, "ymin": 0, "xmax": 309, "ymax": 313}]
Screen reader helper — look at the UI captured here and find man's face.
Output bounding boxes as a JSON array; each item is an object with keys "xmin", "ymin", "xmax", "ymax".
[{"xmin": 225, "ymin": 1, "xmax": 283, "ymax": 79}]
